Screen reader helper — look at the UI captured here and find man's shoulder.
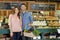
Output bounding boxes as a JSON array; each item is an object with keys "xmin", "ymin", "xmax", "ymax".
[
  {"xmin": 25, "ymin": 11, "xmax": 29, "ymax": 13},
  {"xmin": 26, "ymin": 11, "xmax": 31, "ymax": 15}
]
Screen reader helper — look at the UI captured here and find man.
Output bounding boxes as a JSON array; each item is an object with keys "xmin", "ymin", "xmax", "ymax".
[{"xmin": 20, "ymin": 3, "xmax": 33, "ymax": 40}]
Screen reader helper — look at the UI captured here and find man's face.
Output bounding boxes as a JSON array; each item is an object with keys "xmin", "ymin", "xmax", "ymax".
[{"xmin": 21, "ymin": 5, "xmax": 26, "ymax": 11}]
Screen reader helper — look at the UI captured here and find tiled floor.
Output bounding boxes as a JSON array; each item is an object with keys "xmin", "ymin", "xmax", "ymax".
[{"xmin": 0, "ymin": 38, "xmax": 10, "ymax": 40}]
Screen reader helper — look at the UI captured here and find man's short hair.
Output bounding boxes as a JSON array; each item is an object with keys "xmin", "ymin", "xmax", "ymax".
[{"xmin": 20, "ymin": 3, "xmax": 26, "ymax": 7}]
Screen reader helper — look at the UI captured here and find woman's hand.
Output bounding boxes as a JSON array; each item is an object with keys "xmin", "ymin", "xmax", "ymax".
[
  {"xmin": 10, "ymin": 32, "xmax": 13, "ymax": 37},
  {"xmin": 21, "ymin": 32, "xmax": 23, "ymax": 36}
]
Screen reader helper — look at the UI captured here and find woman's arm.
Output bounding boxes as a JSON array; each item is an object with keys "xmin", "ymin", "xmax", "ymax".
[
  {"xmin": 8, "ymin": 14, "xmax": 13, "ymax": 37},
  {"xmin": 8, "ymin": 14, "xmax": 12, "ymax": 31},
  {"xmin": 19, "ymin": 16, "xmax": 22, "ymax": 31}
]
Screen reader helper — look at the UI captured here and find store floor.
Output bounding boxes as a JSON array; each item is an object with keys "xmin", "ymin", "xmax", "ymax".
[{"xmin": 0, "ymin": 38, "xmax": 10, "ymax": 40}]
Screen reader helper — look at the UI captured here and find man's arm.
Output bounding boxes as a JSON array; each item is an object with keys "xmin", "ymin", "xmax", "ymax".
[{"xmin": 28, "ymin": 13, "xmax": 33, "ymax": 26}]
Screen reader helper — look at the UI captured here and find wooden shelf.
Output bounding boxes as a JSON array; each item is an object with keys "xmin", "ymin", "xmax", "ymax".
[
  {"xmin": 0, "ymin": 1, "xmax": 58, "ymax": 17},
  {"xmin": 28, "ymin": 2, "xmax": 57, "ymax": 11},
  {"xmin": 0, "ymin": 1, "xmax": 27, "ymax": 17},
  {"xmin": 57, "ymin": 3, "xmax": 60, "ymax": 10},
  {"xmin": 0, "ymin": 0, "xmax": 20, "ymax": 2}
]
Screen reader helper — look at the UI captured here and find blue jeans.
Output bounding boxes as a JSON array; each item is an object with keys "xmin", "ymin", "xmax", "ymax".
[{"xmin": 11, "ymin": 32, "xmax": 22, "ymax": 40}]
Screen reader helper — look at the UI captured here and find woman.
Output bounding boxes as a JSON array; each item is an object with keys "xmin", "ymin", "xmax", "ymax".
[{"xmin": 8, "ymin": 6, "xmax": 22, "ymax": 40}]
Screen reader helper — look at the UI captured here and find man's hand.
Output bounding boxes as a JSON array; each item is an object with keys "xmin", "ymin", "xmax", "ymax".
[{"xmin": 28, "ymin": 23, "xmax": 32, "ymax": 26}]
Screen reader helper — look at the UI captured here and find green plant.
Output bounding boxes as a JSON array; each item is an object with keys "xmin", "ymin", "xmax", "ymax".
[{"xmin": 32, "ymin": 29, "xmax": 40, "ymax": 36}]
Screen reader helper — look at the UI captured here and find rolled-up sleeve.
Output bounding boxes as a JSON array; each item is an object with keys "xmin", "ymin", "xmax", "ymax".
[{"xmin": 29, "ymin": 13, "xmax": 33, "ymax": 23}]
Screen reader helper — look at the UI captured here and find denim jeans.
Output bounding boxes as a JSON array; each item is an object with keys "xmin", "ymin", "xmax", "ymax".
[{"xmin": 11, "ymin": 32, "xmax": 22, "ymax": 40}]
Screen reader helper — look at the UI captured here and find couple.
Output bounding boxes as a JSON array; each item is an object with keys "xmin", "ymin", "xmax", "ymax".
[{"xmin": 8, "ymin": 3, "xmax": 33, "ymax": 40}]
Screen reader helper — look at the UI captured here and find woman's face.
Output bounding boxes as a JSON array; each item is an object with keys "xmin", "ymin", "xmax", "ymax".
[{"xmin": 15, "ymin": 8, "xmax": 19, "ymax": 14}]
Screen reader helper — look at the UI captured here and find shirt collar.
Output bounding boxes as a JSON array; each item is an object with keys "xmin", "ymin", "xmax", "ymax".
[{"xmin": 21, "ymin": 11, "xmax": 28, "ymax": 15}]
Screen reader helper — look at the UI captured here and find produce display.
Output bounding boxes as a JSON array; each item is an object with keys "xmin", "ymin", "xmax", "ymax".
[{"xmin": 32, "ymin": 12, "xmax": 60, "ymax": 27}]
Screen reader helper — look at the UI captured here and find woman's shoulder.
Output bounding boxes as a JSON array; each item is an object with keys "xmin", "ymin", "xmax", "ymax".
[{"xmin": 9, "ymin": 14, "xmax": 13, "ymax": 17}]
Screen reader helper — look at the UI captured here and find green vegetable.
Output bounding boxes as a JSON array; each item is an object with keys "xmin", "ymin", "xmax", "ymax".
[
  {"xmin": 24, "ymin": 29, "xmax": 27, "ymax": 32},
  {"xmin": 32, "ymin": 30, "xmax": 40, "ymax": 36}
]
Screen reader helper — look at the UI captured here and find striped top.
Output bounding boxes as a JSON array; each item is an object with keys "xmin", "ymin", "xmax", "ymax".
[{"xmin": 8, "ymin": 14, "xmax": 22, "ymax": 32}]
